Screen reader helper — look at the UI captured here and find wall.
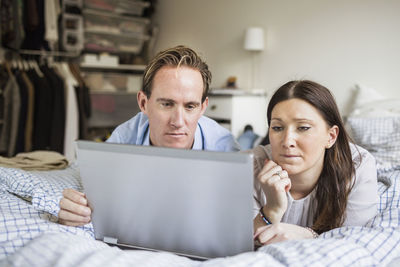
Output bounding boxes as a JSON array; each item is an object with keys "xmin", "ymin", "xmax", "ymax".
[{"xmin": 153, "ymin": 0, "xmax": 400, "ymax": 115}]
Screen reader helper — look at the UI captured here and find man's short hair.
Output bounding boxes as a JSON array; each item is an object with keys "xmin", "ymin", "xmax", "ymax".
[{"xmin": 142, "ymin": 45, "xmax": 212, "ymax": 103}]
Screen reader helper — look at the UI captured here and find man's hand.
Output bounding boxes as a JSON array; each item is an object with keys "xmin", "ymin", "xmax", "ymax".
[{"xmin": 58, "ymin": 188, "xmax": 91, "ymax": 226}]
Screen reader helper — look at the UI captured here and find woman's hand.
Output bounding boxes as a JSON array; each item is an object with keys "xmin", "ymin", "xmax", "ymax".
[
  {"xmin": 58, "ymin": 188, "xmax": 92, "ymax": 226},
  {"xmin": 257, "ymin": 159, "xmax": 291, "ymax": 221},
  {"xmin": 254, "ymin": 223, "xmax": 315, "ymax": 245}
]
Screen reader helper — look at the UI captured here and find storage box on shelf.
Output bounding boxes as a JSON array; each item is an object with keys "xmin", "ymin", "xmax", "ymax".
[
  {"xmin": 84, "ymin": 0, "xmax": 150, "ymax": 17},
  {"xmin": 88, "ymin": 92, "xmax": 140, "ymax": 129},
  {"xmin": 63, "ymin": 0, "xmax": 83, "ymax": 11},
  {"xmin": 77, "ymin": 0, "xmax": 153, "ymax": 140},
  {"xmin": 80, "ymin": 58, "xmax": 146, "ymax": 73},
  {"xmin": 82, "ymin": 71, "xmax": 142, "ymax": 93},
  {"xmin": 61, "ymin": 14, "xmax": 84, "ymax": 52},
  {"xmin": 84, "ymin": 31, "xmax": 148, "ymax": 54},
  {"xmin": 83, "ymin": 9, "xmax": 149, "ymax": 35},
  {"xmin": 82, "ymin": 3, "xmax": 150, "ymax": 55},
  {"xmin": 80, "ymin": 62, "xmax": 144, "ymax": 140}
]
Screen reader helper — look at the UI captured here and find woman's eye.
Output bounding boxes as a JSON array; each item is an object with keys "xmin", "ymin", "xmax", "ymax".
[
  {"xmin": 271, "ymin": 126, "xmax": 283, "ymax": 132},
  {"xmin": 298, "ymin": 126, "xmax": 311, "ymax": 131}
]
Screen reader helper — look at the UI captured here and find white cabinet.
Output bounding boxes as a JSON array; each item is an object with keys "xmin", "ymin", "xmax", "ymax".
[{"xmin": 205, "ymin": 91, "xmax": 268, "ymax": 138}]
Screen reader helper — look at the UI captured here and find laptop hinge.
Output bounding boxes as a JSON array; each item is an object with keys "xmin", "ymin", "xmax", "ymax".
[{"xmin": 103, "ymin": 236, "xmax": 118, "ymax": 244}]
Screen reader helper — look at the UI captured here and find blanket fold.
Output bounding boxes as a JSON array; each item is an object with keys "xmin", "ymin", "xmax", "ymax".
[{"xmin": 0, "ymin": 151, "xmax": 69, "ymax": 170}]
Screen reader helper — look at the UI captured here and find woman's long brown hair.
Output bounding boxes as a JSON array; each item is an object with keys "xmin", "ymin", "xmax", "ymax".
[{"xmin": 267, "ymin": 80, "xmax": 355, "ymax": 233}]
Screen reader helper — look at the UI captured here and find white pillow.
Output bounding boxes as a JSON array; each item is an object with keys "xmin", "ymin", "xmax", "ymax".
[
  {"xmin": 348, "ymin": 84, "xmax": 400, "ymax": 118},
  {"xmin": 350, "ymin": 84, "xmax": 386, "ymax": 111},
  {"xmin": 347, "ymin": 116, "xmax": 400, "ymax": 172},
  {"xmin": 349, "ymin": 99, "xmax": 400, "ymax": 118}
]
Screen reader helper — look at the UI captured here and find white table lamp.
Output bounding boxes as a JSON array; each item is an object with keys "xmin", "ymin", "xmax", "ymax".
[{"xmin": 244, "ymin": 27, "xmax": 264, "ymax": 90}]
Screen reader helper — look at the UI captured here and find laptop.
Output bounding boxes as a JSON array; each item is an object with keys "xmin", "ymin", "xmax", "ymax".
[{"xmin": 76, "ymin": 140, "xmax": 254, "ymax": 260}]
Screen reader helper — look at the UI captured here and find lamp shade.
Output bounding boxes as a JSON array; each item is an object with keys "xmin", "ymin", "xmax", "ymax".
[{"xmin": 244, "ymin": 27, "xmax": 264, "ymax": 51}]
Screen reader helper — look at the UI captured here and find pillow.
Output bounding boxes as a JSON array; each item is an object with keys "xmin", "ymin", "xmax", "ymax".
[
  {"xmin": 349, "ymin": 84, "xmax": 386, "ymax": 112},
  {"xmin": 348, "ymin": 99, "xmax": 400, "ymax": 118},
  {"xmin": 347, "ymin": 116, "xmax": 400, "ymax": 172}
]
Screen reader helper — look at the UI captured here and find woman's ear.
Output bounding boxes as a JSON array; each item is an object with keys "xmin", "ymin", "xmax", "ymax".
[{"xmin": 326, "ymin": 125, "xmax": 339, "ymax": 149}]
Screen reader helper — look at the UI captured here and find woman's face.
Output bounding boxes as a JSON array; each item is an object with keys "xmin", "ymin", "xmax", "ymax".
[{"xmin": 269, "ymin": 98, "xmax": 338, "ymax": 179}]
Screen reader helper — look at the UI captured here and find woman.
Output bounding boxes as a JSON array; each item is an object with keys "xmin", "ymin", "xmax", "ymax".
[{"xmin": 253, "ymin": 80, "xmax": 378, "ymax": 245}]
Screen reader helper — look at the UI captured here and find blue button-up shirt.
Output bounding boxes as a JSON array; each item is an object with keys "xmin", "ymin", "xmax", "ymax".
[{"xmin": 107, "ymin": 112, "xmax": 240, "ymax": 152}]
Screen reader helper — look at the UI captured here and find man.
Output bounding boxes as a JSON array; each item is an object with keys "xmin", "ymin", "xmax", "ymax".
[{"xmin": 58, "ymin": 45, "xmax": 240, "ymax": 226}]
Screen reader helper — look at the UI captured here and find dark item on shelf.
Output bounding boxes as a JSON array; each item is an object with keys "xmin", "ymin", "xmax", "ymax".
[{"xmin": 226, "ymin": 76, "xmax": 237, "ymax": 88}]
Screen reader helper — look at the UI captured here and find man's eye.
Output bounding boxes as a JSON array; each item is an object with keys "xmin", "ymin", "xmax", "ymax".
[
  {"xmin": 161, "ymin": 102, "xmax": 173, "ymax": 108},
  {"xmin": 271, "ymin": 126, "xmax": 283, "ymax": 132},
  {"xmin": 186, "ymin": 105, "xmax": 196, "ymax": 111},
  {"xmin": 298, "ymin": 126, "xmax": 311, "ymax": 131}
]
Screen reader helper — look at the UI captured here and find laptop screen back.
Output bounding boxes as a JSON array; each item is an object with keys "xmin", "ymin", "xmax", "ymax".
[{"xmin": 76, "ymin": 140, "xmax": 254, "ymax": 259}]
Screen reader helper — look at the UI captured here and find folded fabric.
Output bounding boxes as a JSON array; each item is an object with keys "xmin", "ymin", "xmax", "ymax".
[{"xmin": 0, "ymin": 151, "xmax": 69, "ymax": 170}]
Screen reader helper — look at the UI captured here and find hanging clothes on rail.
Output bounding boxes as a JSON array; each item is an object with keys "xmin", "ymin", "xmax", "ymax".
[
  {"xmin": 14, "ymin": 70, "xmax": 29, "ymax": 154},
  {"xmin": 54, "ymin": 62, "xmax": 79, "ymax": 161},
  {"xmin": 1, "ymin": 0, "xmax": 62, "ymax": 52},
  {"xmin": 40, "ymin": 65, "xmax": 66, "ymax": 153},
  {"xmin": 22, "ymin": 0, "xmax": 50, "ymax": 51},
  {"xmin": 0, "ymin": 64, "xmax": 11, "ymax": 155},
  {"xmin": 20, "ymin": 71, "xmax": 35, "ymax": 152},
  {"xmin": 69, "ymin": 63, "xmax": 92, "ymax": 140},
  {"xmin": 0, "ymin": 59, "xmax": 89, "ymax": 159},
  {"xmin": 44, "ymin": 0, "xmax": 60, "ymax": 50},
  {"xmin": 0, "ymin": 62, "xmax": 20, "ymax": 157},
  {"xmin": 26, "ymin": 67, "xmax": 53, "ymax": 151},
  {"xmin": 0, "ymin": 0, "xmax": 24, "ymax": 50}
]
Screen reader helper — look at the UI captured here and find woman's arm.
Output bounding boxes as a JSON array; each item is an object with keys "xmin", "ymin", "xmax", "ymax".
[
  {"xmin": 253, "ymin": 158, "xmax": 291, "ymax": 233},
  {"xmin": 254, "ymin": 223, "xmax": 317, "ymax": 245}
]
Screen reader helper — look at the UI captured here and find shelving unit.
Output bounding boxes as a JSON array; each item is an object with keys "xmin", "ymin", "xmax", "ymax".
[
  {"xmin": 80, "ymin": 63, "xmax": 146, "ymax": 74},
  {"xmin": 76, "ymin": 0, "xmax": 154, "ymax": 140},
  {"xmin": 83, "ymin": 8, "xmax": 150, "ymax": 24},
  {"xmin": 80, "ymin": 62, "xmax": 144, "ymax": 141},
  {"xmin": 82, "ymin": 2, "xmax": 150, "ymax": 55}
]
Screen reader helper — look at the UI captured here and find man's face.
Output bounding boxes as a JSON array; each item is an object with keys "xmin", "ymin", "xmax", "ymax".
[{"xmin": 137, "ymin": 66, "xmax": 208, "ymax": 149}]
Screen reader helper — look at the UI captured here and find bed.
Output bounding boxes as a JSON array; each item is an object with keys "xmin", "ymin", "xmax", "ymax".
[{"xmin": 1, "ymin": 90, "xmax": 400, "ymax": 266}]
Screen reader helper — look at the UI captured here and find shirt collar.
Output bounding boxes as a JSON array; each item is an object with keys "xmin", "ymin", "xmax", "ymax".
[
  {"xmin": 143, "ymin": 126, "xmax": 150, "ymax": 146},
  {"xmin": 192, "ymin": 124, "xmax": 203, "ymax": 150},
  {"xmin": 144, "ymin": 124, "xmax": 203, "ymax": 150}
]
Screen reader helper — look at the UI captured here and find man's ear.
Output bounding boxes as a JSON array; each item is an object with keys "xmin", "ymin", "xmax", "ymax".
[
  {"xmin": 200, "ymin": 97, "xmax": 209, "ymax": 116},
  {"xmin": 137, "ymin": 91, "xmax": 148, "ymax": 114},
  {"xmin": 326, "ymin": 125, "xmax": 339, "ymax": 149}
]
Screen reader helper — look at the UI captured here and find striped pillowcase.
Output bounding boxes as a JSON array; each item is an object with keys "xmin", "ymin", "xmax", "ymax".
[{"xmin": 346, "ymin": 116, "xmax": 400, "ymax": 172}]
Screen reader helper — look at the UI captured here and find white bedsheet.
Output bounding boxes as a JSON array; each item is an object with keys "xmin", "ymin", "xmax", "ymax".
[{"xmin": 0, "ymin": 165, "xmax": 399, "ymax": 266}]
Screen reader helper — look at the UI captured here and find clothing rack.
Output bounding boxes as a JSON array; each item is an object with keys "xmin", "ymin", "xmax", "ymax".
[
  {"xmin": 2, "ymin": 47, "xmax": 81, "ymax": 67},
  {"xmin": 16, "ymin": 49, "xmax": 80, "ymax": 58},
  {"xmin": 0, "ymin": 48, "xmax": 4, "ymax": 64},
  {"xmin": 2, "ymin": 47, "xmax": 80, "ymax": 60},
  {"xmin": 0, "ymin": 58, "xmax": 91, "ymax": 159}
]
